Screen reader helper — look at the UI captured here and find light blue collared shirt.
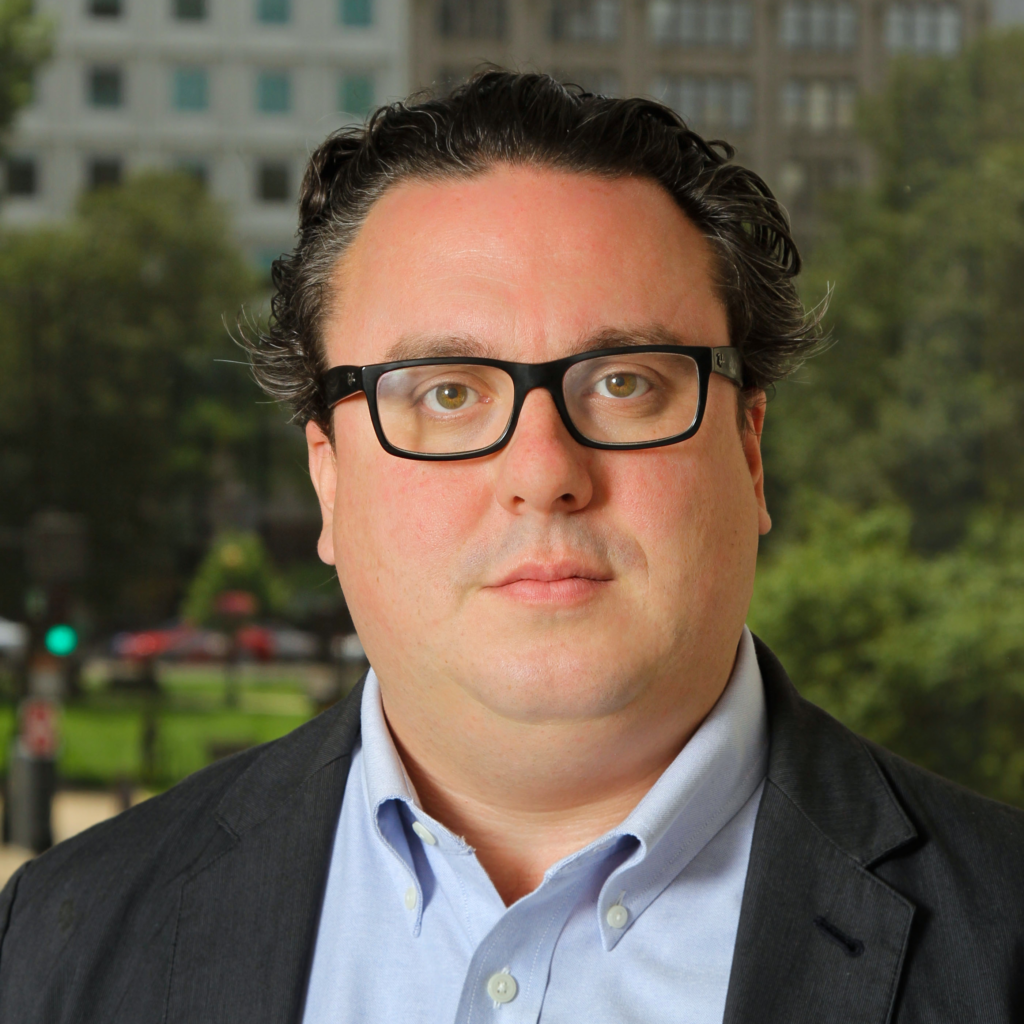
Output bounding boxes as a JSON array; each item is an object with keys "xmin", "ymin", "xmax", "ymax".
[{"xmin": 303, "ymin": 627, "xmax": 768, "ymax": 1024}]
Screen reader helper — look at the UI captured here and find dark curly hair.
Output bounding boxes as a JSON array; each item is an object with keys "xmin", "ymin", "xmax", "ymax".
[{"xmin": 244, "ymin": 69, "xmax": 821, "ymax": 432}]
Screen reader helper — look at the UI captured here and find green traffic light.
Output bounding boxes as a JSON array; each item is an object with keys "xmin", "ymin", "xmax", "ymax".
[{"xmin": 45, "ymin": 624, "xmax": 78, "ymax": 657}]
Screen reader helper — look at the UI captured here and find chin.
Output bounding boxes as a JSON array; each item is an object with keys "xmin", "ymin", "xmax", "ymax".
[{"xmin": 460, "ymin": 649, "xmax": 650, "ymax": 724}]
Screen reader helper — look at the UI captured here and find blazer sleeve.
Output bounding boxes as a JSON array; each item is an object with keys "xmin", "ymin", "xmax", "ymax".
[{"xmin": 0, "ymin": 863, "xmax": 29, "ymax": 969}]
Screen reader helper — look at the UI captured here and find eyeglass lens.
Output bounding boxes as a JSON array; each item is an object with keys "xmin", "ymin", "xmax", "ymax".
[{"xmin": 374, "ymin": 352, "xmax": 701, "ymax": 456}]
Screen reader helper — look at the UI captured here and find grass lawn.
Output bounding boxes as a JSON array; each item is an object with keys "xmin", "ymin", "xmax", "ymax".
[{"xmin": 0, "ymin": 665, "xmax": 322, "ymax": 789}]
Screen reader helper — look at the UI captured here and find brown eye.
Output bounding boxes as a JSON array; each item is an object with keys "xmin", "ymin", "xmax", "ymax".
[
  {"xmin": 596, "ymin": 373, "xmax": 644, "ymax": 399},
  {"xmin": 423, "ymin": 383, "xmax": 476, "ymax": 413}
]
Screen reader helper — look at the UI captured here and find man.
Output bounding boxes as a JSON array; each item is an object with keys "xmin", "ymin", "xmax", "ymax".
[{"xmin": 1, "ymin": 72, "xmax": 1021, "ymax": 1023}]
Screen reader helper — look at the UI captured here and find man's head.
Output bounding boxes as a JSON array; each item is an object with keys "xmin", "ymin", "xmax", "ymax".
[{"xmin": 248, "ymin": 72, "xmax": 818, "ymax": 767}]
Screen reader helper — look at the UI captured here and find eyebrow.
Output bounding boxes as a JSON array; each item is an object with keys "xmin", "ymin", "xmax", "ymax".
[
  {"xmin": 381, "ymin": 324, "xmax": 691, "ymax": 363},
  {"xmin": 382, "ymin": 335, "xmax": 503, "ymax": 362}
]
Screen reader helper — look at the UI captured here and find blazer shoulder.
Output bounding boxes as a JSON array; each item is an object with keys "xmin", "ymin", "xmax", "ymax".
[
  {"xmin": 4, "ymin": 681, "xmax": 364, "ymax": 918},
  {"xmin": 866, "ymin": 740, "xmax": 1024, "ymax": 868},
  {"xmin": 754, "ymin": 634, "xmax": 1024, "ymax": 882},
  {"xmin": 5, "ymin": 740, "xmax": 266, "ymax": 911}
]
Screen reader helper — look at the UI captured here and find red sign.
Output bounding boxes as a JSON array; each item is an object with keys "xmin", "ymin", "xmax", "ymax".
[
  {"xmin": 20, "ymin": 698, "xmax": 58, "ymax": 759},
  {"xmin": 215, "ymin": 590, "xmax": 258, "ymax": 617}
]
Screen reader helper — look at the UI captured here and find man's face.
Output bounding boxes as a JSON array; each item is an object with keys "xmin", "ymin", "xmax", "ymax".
[{"xmin": 309, "ymin": 166, "xmax": 769, "ymax": 728}]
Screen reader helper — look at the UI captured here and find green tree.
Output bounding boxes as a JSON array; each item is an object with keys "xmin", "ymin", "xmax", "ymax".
[
  {"xmin": 764, "ymin": 31, "xmax": 1024, "ymax": 552},
  {"xmin": 0, "ymin": 0, "xmax": 52, "ymax": 144},
  {"xmin": 750, "ymin": 499, "xmax": 1024, "ymax": 806},
  {"xmin": 0, "ymin": 172, "xmax": 266, "ymax": 624},
  {"xmin": 750, "ymin": 31, "xmax": 1024, "ymax": 805},
  {"xmin": 182, "ymin": 531, "xmax": 288, "ymax": 628}
]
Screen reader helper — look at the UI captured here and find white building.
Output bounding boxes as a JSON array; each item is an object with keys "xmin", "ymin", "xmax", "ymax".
[
  {"xmin": 2, "ymin": 0, "xmax": 409, "ymax": 269},
  {"xmin": 991, "ymin": 0, "xmax": 1024, "ymax": 21}
]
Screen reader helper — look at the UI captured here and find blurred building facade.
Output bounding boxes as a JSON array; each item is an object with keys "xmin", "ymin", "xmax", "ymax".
[
  {"xmin": 409, "ymin": 0, "xmax": 988, "ymax": 233},
  {"xmin": 1, "ymin": 0, "xmax": 409, "ymax": 267}
]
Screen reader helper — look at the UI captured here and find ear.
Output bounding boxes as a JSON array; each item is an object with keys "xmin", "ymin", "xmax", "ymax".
[
  {"xmin": 742, "ymin": 393, "xmax": 771, "ymax": 537},
  {"xmin": 306, "ymin": 419, "xmax": 338, "ymax": 565}
]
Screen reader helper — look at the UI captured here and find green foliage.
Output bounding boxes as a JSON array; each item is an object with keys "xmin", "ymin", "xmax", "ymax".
[
  {"xmin": 182, "ymin": 531, "xmax": 288, "ymax": 627},
  {"xmin": 754, "ymin": 30, "xmax": 1024, "ymax": 805},
  {"xmin": 0, "ymin": 172, "xmax": 264, "ymax": 623},
  {"xmin": 0, "ymin": 0, "xmax": 52, "ymax": 144},
  {"xmin": 765, "ymin": 30, "xmax": 1024, "ymax": 552},
  {"xmin": 751, "ymin": 499, "xmax": 1024, "ymax": 806}
]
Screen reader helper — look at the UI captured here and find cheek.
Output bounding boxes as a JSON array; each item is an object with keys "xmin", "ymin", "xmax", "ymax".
[
  {"xmin": 606, "ymin": 439, "xmax": 754, "ymax": 606},
  {"xmin": 332, "ymin": 446, "xmax": 491, "ymax": 615}
]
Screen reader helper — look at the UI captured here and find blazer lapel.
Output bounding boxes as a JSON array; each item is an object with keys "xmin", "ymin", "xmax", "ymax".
[
  {"xmin": 724, "ymin": 641, "xmax": 918, "ymax": 1024},
  {"xmin": 165, "ymin": 679, "xmax": 365, "ymax": 1024}
]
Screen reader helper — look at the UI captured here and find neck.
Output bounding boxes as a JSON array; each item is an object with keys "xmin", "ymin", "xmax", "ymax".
[{"xmin": 381, "ymin": 667, "xmax": 730, "ymax": 905}]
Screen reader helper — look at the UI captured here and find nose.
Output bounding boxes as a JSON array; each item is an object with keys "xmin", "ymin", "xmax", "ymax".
[{"xmin": 494, "ymin": 388, "xmax": 595, "ymax": 516}]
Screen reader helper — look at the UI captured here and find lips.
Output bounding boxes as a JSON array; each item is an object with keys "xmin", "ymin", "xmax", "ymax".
[{"xmin": 487, "ymin": 560, "xmax": 613, "ymax": 604}]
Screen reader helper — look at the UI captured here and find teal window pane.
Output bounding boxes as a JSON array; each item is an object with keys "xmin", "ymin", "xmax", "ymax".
[
  {"xmin": 257, "ymin": 72, "xmax": 291, "ymax": 113},
  {"xmin": 89, "ymin": 67, "xmax": 123, "ymax": 108},
  {"xmin": 173, "ymin": 68, "xmax": 209, "ymax": 111},
  {"xmin": 174, "ymin": 0, "xmax": 207, "ymax": 18},
  {"xmin": 339, "ymin": 73, "xmax": 374, "ymax": 116},
  {"xmin": 257, "ymin": 0, "xmax": 290, "ymax": 23},
  {"xmin": 341, "ymin": 0, "xmax": 372, "ymax": 25}
]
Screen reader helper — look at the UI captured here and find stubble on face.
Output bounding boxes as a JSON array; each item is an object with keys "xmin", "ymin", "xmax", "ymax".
[{"xmin": 318, "ymin": 165, "xmax": 763, "ymax": 740}]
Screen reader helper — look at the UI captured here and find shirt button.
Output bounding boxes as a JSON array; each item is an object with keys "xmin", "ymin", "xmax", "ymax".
[
  {"xmin": 606, "ymin": 904, "xmax": 629, "ymax": 929},
  {"xmin": 412, "ymin": 821, "xmax": 437, "ymax": 846},
  {"xmin": 486, "ymin": 970, "xmax": 518, "ymax": 1004},
  {"xmin": 404, "ymin": 886, "xmax": 417, "ymax": 910}
]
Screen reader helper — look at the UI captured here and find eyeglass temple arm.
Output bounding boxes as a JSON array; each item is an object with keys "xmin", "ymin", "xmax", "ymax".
[
  {"xmin": 324, "ymin": 366, "xmax": 365, "ymax": 408},
  {"xmin": 711, "ymin": 347, "xmax": 743, "ymax": 387}
]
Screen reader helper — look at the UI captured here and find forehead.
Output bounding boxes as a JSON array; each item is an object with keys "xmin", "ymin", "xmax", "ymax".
[{"xmin": 324, "ymin": 165, "xmax": 728, "ymax": 365}]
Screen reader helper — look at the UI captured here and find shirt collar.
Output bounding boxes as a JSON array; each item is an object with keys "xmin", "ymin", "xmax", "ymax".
[
  {"xmin": 358, "ymin": 627, "xmax": 767, "ymax": 945},
  {"xmin": 590, "ymin": 625, "xmax": 768, "ymax": 947}
]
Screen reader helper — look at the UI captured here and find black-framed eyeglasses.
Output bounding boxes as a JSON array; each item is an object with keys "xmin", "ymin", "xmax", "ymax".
[{"xmin": 323, "ymin": 345, "xmax": 743, "ymax": 461}]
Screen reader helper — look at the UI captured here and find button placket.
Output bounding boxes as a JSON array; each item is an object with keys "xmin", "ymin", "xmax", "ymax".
[
  {"xmin": 456, "ymin": 867, "xmax": 591, "ymax": 1023},
  {"xmin": 486, "ymin": 968, "xmax": 518, "ymax": 1007}
]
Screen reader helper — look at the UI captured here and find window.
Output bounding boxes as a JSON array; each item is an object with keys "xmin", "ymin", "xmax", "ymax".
[
  {"xmin": 340, "ymin": 0, "xmax": 373, "ymax": 25},
  {"xmin": 649, "ymin": 1, "xmax": 751, "ymax": 47},
  {"xmin": 257, "ymin": 0, "xmax": 290, "ymax": 23},
  {"xmin": 88, "ymin": 67, "xmax": 123, "ymax": 108},
  {"xmin": 257, "ymin": 71, "xmax": 291, "ymax": 113},
  {"xmin": 174, "ymin": 0, "xmax": 207, "ymax": 19},
  {"xmin": 781, "ymin": 78, "xmax": 857, "ymax": 130},
  {"xmin": 778, "ymin": 157, "xmax": 860, "ymax": 210},
  {"xmin": 88, "ymin": 157, "xmax": 123, "ymax": 190},
  {"xmin": 339, "ymin": 73, "xmax": 375, "ymax": 116},
  {"xmin": 257, "ymin": 160, "xmax": 290, "ymax": 201},
  {"xmin": 779, "ymin": 2, "xmax": 857, "ymax": 50},
  {"xmin": 5, "ymin": 157, "xmax": 37, "ymax": 196},
  {"xmin": 885, "ymin": 4, "xmax": 961, "ymax": 54},
  {"xmin": 651, "ymin": 75, "xmax": 752, "ymax": 129},
  {"xmin": 89, "ymin": 0, "xmax": 122, "ymax": 16},
  {"xmin": 173, "ymin": 68, "xmax": 209, "ymax": 111},
  {"xmin": 551, "ymin": 0, "xmax": 621, "ymax": 41},
  {"xmin": 438, "ymin": 0, "xmax": 506, "ymax": 39}
]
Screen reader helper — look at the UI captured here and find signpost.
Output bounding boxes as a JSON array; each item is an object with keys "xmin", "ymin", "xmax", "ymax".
[
  {"xmin": 6, "ymin": 694, "xmax": 58, "ymax": 852},
  {"xmin": 3, "ymin": 511, "xmax": 87, "ymax": 852}
]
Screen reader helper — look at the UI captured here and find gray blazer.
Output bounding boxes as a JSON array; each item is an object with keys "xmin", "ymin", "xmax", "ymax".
[{"xmin": 1, "ymin": 638, "xmax": 1022, "ymax": 1022}]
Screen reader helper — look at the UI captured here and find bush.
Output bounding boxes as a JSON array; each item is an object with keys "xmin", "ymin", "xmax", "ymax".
[{"xmin": 750, "ymin": 499, "xmax": 1024, "ymax": 806}]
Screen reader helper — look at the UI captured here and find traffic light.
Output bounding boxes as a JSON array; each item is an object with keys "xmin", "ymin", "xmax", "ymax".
[{"xmin": 44, "ymin": 623, "xmax": 78, "ymax": 658}]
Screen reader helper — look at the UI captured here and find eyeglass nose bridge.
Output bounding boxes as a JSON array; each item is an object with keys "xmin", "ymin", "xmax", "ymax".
[{"xmin": 494, "ymin": 360, "xmax": 581, "ymax": 453}]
